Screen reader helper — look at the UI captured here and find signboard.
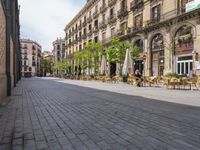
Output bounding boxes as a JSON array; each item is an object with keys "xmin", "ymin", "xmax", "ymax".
[
  {"xmin": 186, "ymin": 0, "xmax": 200, "ymax": 12},
  {"xmin": 196, "ymin": 61, "xmax": 200, "ymax": 70}
]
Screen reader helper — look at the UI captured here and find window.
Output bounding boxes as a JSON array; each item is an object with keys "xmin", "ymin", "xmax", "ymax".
[
  {"xmin": 24, "ymin": 44, "xmax": 27, "ymax": 49},
  {"xmin": 89, "ymin": 24, "xmax": 92, "ymax": 30},
  {"xmin": 32, "ymin": 45, "xmax": 36, "ymax": 50},
  {"xmin": 57, "ymin": 45, "xmax": 60, "ymax": 50},
  {"xmin": 94, "ymin": 20, "xmax": 98, "ymax": 27},
  {"xmin": 84, "ymin": 28, "xmax": 87, "ymax": 34},
  {"xmin": 121, "ymin": 0, "xmax": 127, "ymax": 9},
  {"xmin": 102, "ymin": 32, "xmax": 106, "ymax": 40},
  {"xmin": 102, "ymin": 14, "xmax": 106, "ymax": 22},
  {"xmin": 151, "ymin": 5, "xmax": 160, "ymax": 21},
  {"xmin": 111, "ymin": 28, "xmax": 115, "ymax": 37},
  {"xmin": 94, "ymin": 36, "xmax": 98, "ymax": 42},
  {"xmin": 79, "ymin": 44, "xmax": 82, "ymax": 51},
  {"xmin": 110, "ymin": 8, "xmax": 114, "ymax": 16},
  {"xmin": 134, "ymin": 14, "xmax": 143, "ymax": 28},
  {"xmin": 95, "ymin": 5, "xmax": 98, "ymax": 12}
]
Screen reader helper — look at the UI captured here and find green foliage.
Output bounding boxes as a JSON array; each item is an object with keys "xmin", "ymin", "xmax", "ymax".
[
  {"xmin": 164, "ymin": 72, "xmax": 181, "ymax": 78},
  {"xmin": 106, "ymin": 47, "xmax": 117, "ymax": 63},
  {"xmin": 41, "ymin": 58, "xmax": 53, "ymax": 74},
  {"xmin": 130, "ymin": 45, "xmax": 140, "ymax": 60},
  {"xmin": 83, "ymin": 41, "xmax": 104, "ymax": 74},
  {"xmin": 53, "ymin": 59, "xmax": 70, "ymax": 71}
]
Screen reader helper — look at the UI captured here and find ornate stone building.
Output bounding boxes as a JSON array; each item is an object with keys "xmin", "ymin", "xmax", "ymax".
[
  {"xmin": 0, "ymin": 0, "xmax": 20, "ymax": 103},
  {"xmin": 20, "ymin": 39, "xmax": 42, "ymax": 77},
  {"xmin": 64, "ymin": 0, "xmax": 200, "ymax": 76},
  {"xmin": 52, "ymin": 38, "xmax": 65, "ymax": 63}
]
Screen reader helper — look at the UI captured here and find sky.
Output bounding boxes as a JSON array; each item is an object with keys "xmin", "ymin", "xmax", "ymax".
[{"xmin": 18, "ymin": 0, "xmax": 86, "ymax": 51}]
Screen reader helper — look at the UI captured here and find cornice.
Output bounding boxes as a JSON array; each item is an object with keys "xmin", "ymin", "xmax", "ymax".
[
  {"xmin": 64, "ymin": 0, "xmax": 99, "ymax": 32},
  {"xmin": 20, "ymin": 39, "xmax": 42, "ymax": 48}
]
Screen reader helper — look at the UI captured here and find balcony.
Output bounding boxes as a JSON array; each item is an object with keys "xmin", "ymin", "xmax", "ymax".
[
  {"xmin": 93, "ymin": 10, "xmax": 99, "ymax": 19},
  {"xmin": 78, "ymin": 25, "xmax": 82, "ymax": 30},
  {"xmin": 71, "ymin": 30, "xmax": 75, "ymax": 36},
  {"xmin": 74, "ymin": 28, "xmax": 78, "ymax": 33},
  {"xmin": 32, "ymin": 52, "xmax": 36, "ymax": 55},
  {"xmin": 108, "ymin": 0, "xmax": 116, "ymax": 7},
  {"xmin": 144, "ymin": 17, "xmax": 160, "ymax": 27},
  {"xmin": 87, "ymin": 30, "xmax": 93, "ymax": 37},
  {"xmin": 132, "ymin": 26, "xmax": 143, "ymax": 32},
  {"xmin": 82, "ymin": 34, "xmax": 87, "ymax": 39},
  {"xmin": 107, "ymin": 14, "xmax": 117, "ymax": 24},
  {"xmin": 99, "ymin": 21, "xmax": 107, "ymax": 29},
  {"xmin": 74, "ymin": 39, "xmax": 78, "ymax": 44},
  {"xmin": 92, "ymin": 27, "xmax": 99, "ymax": 34},
  {"xmin": 78, "ymin": 37, "xmax": 82, "ymax": 42},
  {"xmin": 83, "ymin": 21, "xmax": 87, "ymax": 27},
  {"xmin": 117, "ymin": 8, "xmax": 128, "ymax": 19},
  {"xmin": 130, "ymin": 0, "xmax": 144, "ymax": 11},
  {"xmin": 87, "ymin": 16, "xmax": 92, "ymax": 23},
  {"xmin": 32, "ymin": 62, "xmax": 36, "ymax": 66},
  {"xmin": 100, "ymin": 5, "xmax": 107, "ymax": 13}
]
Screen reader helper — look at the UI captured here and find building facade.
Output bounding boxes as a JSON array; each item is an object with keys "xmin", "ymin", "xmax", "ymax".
[
  {"xmin": 0, "ymin": 0, "xmax": 21, "ymax": 103},
  {"xmin": 64, "ymin": 0, "xmax": 200, "ymax": 76},
  {"xmin": 41, "ymin": 51, "xmax": 54, "ymax": 76},
  {"xmin": 20, "ymin": 39, "xmax": 42, "ymax": 77},
  {"xmin": 52, "ymin": 38, "xmax": 65, "ymax": 63}
]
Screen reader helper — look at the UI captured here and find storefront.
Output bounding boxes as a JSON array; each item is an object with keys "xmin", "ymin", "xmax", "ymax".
[
  {"xmin": 174, "ymin": 25, "xmax": 193, "ymax": 75},
  {"xmin": 151, "ymin": 33, "xmax": 165, "ymax": 76},
  {"xmin": 134, "ymin": 39, "xmax": 144, "ymax": 74}
]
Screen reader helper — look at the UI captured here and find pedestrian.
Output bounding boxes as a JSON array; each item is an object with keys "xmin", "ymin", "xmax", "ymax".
[{"xmin": 135, "ymin": 69, "xmax": 142, "ymax": 87}]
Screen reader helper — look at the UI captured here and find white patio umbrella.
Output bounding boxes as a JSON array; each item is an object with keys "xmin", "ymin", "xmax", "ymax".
[
  {"xmin": 122, "ymin": 49, "xmax": 133, "ymax": 75},
  {"xmin": 100, "ymin": 55, "xmax": 107, "ymax": 75}
]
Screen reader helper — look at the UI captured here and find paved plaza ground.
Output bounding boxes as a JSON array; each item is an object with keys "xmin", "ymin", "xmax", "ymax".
[{"xmin": 0, "ymin": 77, "xmax": 200, "ymax": 150}]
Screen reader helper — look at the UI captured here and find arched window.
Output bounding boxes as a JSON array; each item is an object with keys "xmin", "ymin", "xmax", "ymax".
[
  {"xmin": 121, "ymin": 0, "xmax": 127, "ymax": 9},
  {"xmin": 151, "ymin": 33, "xmax": 164, "ymax": 76},
  {"xmin": 174, "ymin": 25, "xmax": 193, "ymax": 75},
  {"xmin": 134, "ymin": 39, "xmax": 143, "ymax": 53},
  {"xmin": 175, "ymin": 25, "xmax": 193, "ymax": 55}
]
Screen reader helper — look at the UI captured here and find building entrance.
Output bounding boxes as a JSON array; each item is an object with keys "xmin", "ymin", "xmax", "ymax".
[{"xmin": 176, "ymin": 55, "xmax": 193, "ymax": 76}]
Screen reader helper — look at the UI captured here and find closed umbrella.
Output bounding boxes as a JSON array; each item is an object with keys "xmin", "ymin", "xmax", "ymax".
[
  {"xmin": 100, "ymin": 55, "xmax": 106, "ymax": 75},
  {"xmin": 122, "ymin": 49, "xmax": 133, "ymax": 75}
]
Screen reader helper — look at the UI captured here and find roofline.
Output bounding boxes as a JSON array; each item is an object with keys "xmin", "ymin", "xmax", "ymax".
[{"xmin": 64, "ymin": 0, "xmax": 99, "ymax": 32}]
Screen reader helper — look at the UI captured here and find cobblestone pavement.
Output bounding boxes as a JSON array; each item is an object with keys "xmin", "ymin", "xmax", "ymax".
[
  {"xmin": 51, "ymin": 78, "xmax": 200, "ymax": 107},
  {"xmin": 0, "ymin": 78, "xmax": 200, "ymax": 150}
]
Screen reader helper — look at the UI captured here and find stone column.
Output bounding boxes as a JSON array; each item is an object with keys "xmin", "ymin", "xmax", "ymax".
[
  {"xmin": 144, "ymin": 37, "xmax": 151, "ymax": 76},
  {"xmin": 164, "ymin": 32, "xmax": 173, "ymax": 74}
]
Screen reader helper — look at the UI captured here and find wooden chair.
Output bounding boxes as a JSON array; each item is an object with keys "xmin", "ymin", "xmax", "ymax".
[
  {"xmin": 112, "ymin": 76, "xmax": 122, "ymax": 83},
  {"xmin": 186, "ymin": 77, "xmax": 198, "ymax": 90},
  {"xmin": 102, "ymin": 76, "xmax": 112, "ymax": 82},
  {"xmin": 197, "ymin": 76, "xmax": 200, "ymax": 88},
  {"xmin": 145, "ymin": 76, "xmax": 158, "ymax": 87}
]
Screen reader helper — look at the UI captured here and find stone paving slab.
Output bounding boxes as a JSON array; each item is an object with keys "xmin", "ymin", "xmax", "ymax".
[
  {"xmin": 47, "ymin": 77, "xmax": 200, "ymax": 107},
  {"xmin": 0, "ymin": 77, "xmax": 200, "ymax": 150}
]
